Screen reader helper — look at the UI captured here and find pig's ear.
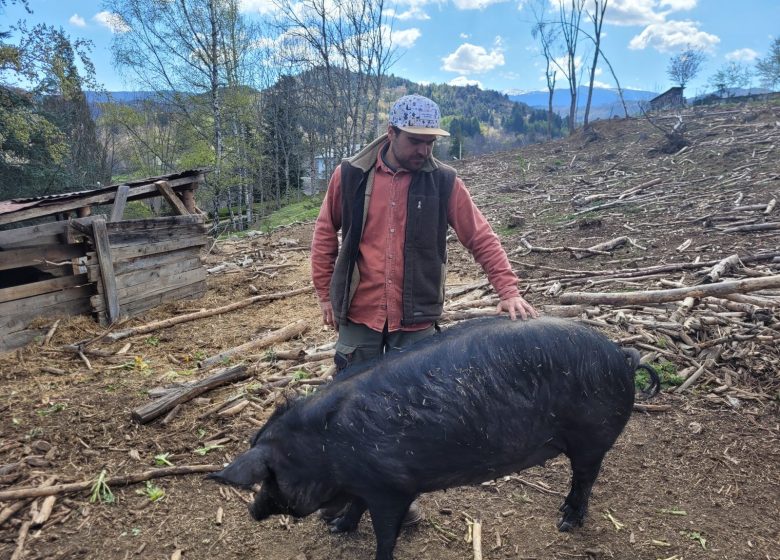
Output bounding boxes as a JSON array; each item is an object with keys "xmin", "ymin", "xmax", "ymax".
[{"xmin": 207, "ymin": 447, "xmax": 269, "ymax": 489}]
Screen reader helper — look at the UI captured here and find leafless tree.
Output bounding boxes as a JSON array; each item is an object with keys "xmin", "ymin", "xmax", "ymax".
[
  {"xmin": 271, "ymin": 0, "xmax": 396, "ymax": 179},
  {"xmin": 531, "ymin": 1, "xmax": 560, "ymax": 140},
  {"xmin": 755, "ymin": 37, "xmax": 780, "ymax": 89},
  {"xmin": 667, "ymin": 47, "xmax": 706, "ymax": 91},
  {"xmin": 582, "ymin": 0, "xmax": 605, "ymax": 128},
  {"xmin": 556, "ymin": 0, "xmax": 585, "ymax": 134}
]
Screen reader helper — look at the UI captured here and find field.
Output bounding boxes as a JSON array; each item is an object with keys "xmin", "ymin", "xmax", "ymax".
[{"xmin": 1, "ymin": 100, "xmax": 779, "ymax": 560}]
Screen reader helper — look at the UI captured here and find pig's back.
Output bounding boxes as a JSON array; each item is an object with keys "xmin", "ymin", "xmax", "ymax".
[{"xmin": 322, "ymin": 318, "xmax": 636, "ymax": 493}]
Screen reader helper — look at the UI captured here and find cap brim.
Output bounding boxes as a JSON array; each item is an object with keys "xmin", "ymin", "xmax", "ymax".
[{"xmin": 398, "ymin": 126, "xmax": 450, "ymax": 137}]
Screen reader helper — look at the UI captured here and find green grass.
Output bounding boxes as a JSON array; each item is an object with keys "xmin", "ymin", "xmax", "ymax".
[
  {"xmin": 636, "ymin": 359, "xmax": 684, "ymax": 390},
  {"xmin": 256, "ymin": 194, "xmax": 324, "ymax": 232}
]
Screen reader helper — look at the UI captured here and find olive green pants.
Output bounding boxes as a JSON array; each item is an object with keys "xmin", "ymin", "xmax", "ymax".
[{"xmin": 333, "ymin": 321, "xmax": 436, "ymax": 373}]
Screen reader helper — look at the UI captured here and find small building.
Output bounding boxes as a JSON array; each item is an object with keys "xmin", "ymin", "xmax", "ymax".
[
  {"xmin": 0, "ymin": 170, "xmax": 209, "ymax": 352},
  {"xmin": 649, "ymin": 87, "xmax": 685, "ymax": 111}
]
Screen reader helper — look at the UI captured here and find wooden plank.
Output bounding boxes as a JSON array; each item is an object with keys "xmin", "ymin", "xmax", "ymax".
[
  {"xmin": 104, "ymin": 214, "xmax": 205, "ymax": 232},
  {"xmin": 92, "ymin": 266, "xmax": 206, "ymax": 308},
  {"xmin": 0, "ymin": 175, "xmax": 203, "ymax": 227},
  {"xmin": 95, "ymin": 281, "xmax": 207, "ymax": 323},
  {"xmin": 0, "ymin": 284, "xmax": 94, "ymax": 318},
  {"xmin": 99, "ymin": 257, "xmax": 202, "ymax": 291},
  {"xmin": 0, "ymin": 244, "xmax": 85, "ymax": 271},
  {"xmin": 0, "ymin": 218, "xmax": 93, "ymax": 246},
  {"xmin": 109, "ymin": 237, "xmax": 207, "ymax": 262},
  {"xmin": 0, "ymin": 273, "xmax": 89, "ymax": 304},
  {"xmin": 86, "ymin": 247, "xmax": 203, "ymax": 281},
  {"xmin": 155, "ymin": 180, "xmax": 191, "ymax": 215},
  {"xmin": 92, "ymin": 218, "xmax": 120, "ymax": 324},
  {"xmin": 0, "ymin": 234, "xmax": 62, "ymax": 249},
  {"xmin": 109, "ymin": 184, "xmax": 130, "ymax": 222},
  {"xmin": 107, "ymin": 225, "xmax": 207, "ymax": 249}
]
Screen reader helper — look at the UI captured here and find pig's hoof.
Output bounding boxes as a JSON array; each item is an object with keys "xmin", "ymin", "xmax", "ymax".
[
  {"xmin": 557, "ymin": 506, "xmax": 585, "ymax": 532},
  {"xmin": 328, "ymin": 516, "xmax": 359, "ymax": 534}
]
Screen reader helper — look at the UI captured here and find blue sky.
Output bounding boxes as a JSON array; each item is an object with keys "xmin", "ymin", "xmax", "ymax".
[{"xmin": 3, "ymin": 0, "xmax": 778, "ymax": 96}]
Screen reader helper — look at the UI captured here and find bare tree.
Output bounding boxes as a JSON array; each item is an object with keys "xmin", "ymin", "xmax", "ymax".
[
  {"xmin": 271, "ymin": 0, "xmax": 396, "ymax": 179},
  {"xmin": 667, "ymin": 47, "xmax": 706, "ymax": 91},
  {"xmin": 557, "ymin": 0, "xmax": 585, "ymax": 134},
  {"xmin": 582, "ymin": 0, "xmax": 606, "ymax": 128},
  {"xmin": 755, "ymin": 37, "xmax": 780, "ymax": 89},
  {"xmin": 709, "ymin": 62, "xmax": 752, "ymax": 98},
  {"xmin": 531, "ymin": 0, "xmax": 559, "ymax": 140},
  {"xmin": 108, "ymin": 0, "xmax": 261, "ymax": 218}
]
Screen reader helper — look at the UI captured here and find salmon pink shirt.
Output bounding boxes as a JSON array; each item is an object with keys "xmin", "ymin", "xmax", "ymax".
[{"xmin": 311, "ymin": 143, "xmax": 520, "ymax": 332}]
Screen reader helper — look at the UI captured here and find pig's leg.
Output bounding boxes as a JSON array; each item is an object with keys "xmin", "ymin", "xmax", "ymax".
[
  {"xmin": 328, "ymin": 498, "xmax": 367, "ymax": 533},
  {"xmin": 368, "ymin": 494, "xmax": 415, "ymax": 560},
  {"xmin": 557, "ymin": 449, "xmax": 606, "ymax": 531}
]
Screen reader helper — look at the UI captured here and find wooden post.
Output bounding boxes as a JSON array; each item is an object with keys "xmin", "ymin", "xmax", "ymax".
[
  {"xmin": 155, "ymin": 180, "xmax": 191, "ymax": 215},
  {"xmin": 110, "ymin": 184, "xmax": 130, "ymax": 222},
  {"xmin": 180, "ymin": 188, "xmax": 196, "ymax": 214},
  {"xmin": 76, "ymin": 207, "xmax": 91, "ymax": 218},
  {"xmin": 92, "ymin": 218, "xmax": 121, "ymax": 324}
]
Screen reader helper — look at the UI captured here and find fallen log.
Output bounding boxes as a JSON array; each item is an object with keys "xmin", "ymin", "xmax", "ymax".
[
  {"xmin": 197, "ymin": 319, "xmax": 310, "ymax": 370},
  {"xmin": 105, "ymin": 286, "xmax": 312, "ymax": 342},
  {"xmin": 131, "ymin": 364, "xmax": 248, "ymax": 424},
  {"xmin": 720, "ymin": 222, "xmax": 780, "ymax": 233},
  {"xmin": 558, "ymin": 275, "xmax": 780, "ymax": 306},
  {"xmin": 0, "ymin": 465, "xmax": 221, "ymax": 502},
  {"xmin": 574, "ymin": 236, "xmax": 629, "ymax": 259}
]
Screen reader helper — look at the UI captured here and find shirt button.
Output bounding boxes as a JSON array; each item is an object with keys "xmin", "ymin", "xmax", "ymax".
[
  {"xmin": 390, "ymin": 228, "xmax": 395, "ymax": 233},
  {"xmin": 388, "ymin": 279, "xmax": 393, "ymax": 284}
]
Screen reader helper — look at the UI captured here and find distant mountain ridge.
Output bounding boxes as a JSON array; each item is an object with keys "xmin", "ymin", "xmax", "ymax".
[{"xmin": 507, "ymin": 85, "xmax": 658, "ymax": 120}]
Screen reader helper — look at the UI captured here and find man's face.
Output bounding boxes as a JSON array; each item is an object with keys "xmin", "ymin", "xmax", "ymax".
[{"xmin": 387, "ymin": 126, "xmax": 437, "ymax": 171}]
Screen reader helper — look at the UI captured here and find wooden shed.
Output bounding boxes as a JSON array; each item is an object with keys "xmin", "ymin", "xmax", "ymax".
[
  {"xmin": 0, "ymin": 170, "xmax": 209, "ymax": 352},
  {"xmin": 649, "ymin": 87, "xmax": 685, "ymax": 111}
]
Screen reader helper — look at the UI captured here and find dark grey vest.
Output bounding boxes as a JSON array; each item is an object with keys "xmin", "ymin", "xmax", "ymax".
[{"xmin": 330, "ymin": 159, "xmax": 456, "ymax": 326}]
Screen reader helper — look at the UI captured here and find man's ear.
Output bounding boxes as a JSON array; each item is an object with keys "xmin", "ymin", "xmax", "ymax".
[{"xmin": 207, "ymin": 447, "xmax": 269, "ymax": 489}]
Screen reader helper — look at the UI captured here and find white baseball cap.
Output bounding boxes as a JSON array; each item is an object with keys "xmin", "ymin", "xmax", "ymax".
[{"xmin": 389, "ymin": 94, "xmax": 450, "ymax": 137}]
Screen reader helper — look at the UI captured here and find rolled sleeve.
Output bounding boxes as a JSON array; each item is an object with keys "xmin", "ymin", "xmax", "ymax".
[
  {"xmin": 448, "ymin": 177, "xmax": 520, "ymax": 300},
  {"xmin": 311, "ymin": 168, "xmax": 343, "ymax": 303}
]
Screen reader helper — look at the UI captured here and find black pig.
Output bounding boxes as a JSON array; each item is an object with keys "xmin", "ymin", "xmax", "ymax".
[{"xmin": 209, "ymin": 317, "xmax": 659, "ymax": 560}]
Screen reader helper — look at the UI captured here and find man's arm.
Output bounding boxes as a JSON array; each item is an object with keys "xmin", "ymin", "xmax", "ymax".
[
  {"xmin": 311, "ymin": 167, "xmax": 343, "ymax": 327},
  {"xmin": 447, "ymin": 177, "xmax": 538, "ymax": 320}
]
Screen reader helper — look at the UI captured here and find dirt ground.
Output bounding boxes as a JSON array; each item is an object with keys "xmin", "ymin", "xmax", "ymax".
[{"xmin": 2, "ymin": 100, "xmax": 779, "ymax": 560}]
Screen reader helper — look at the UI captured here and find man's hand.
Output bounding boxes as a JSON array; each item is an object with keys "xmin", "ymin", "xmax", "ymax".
[
  {"xmin": 319, "ymin": 300, "xmax": 336, "ymax": 329},
  {"xmin": 496, "ymin": 296, "xmax": 539, "ymax": 320}
]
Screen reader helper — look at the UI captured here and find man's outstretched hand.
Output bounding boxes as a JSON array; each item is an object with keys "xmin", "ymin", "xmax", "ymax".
[{"xmin": 497, "ymin": 296, "xmax": 539, "ymax": 321}]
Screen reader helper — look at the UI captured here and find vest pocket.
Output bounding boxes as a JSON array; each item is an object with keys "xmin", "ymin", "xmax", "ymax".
[{"xmin": 411, "ymin": 195, "xmax": 440, "ymax": 250}]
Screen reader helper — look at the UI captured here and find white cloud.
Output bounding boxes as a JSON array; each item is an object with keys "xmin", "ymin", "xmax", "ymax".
[
  {"xmin": 239, "ymin": 0, "xmax": 278, "ymax": 15},
  {"xmin": 392, "ymin": 27, "xmax": 422, "ymax": 49},
  {"xmin": 460, "ymin": 33, "xmax": 470, "ymax": 39},
  {"xmin": 69, "ymin": 14, "xmax": 86, "ymax": 27},
  {"xmin": 592, "ymin": 79, "xmax": 613, "ymax": 88},
  {"xmin": 442, "ymin": 43, "xmax": 504, "ymax": 74},
  {"xmin": 384, "ymin": 6, "xmax": 430, "ymax": 20},
  {"xmin": 606, "ymin": 0, "xmax": 696, "ymax": 26},
  {"xmin": 93, "ymin": 11, "xmax": 130, "ymax": 33},
  {"xmin": 628, "ymin": 20, "xmax": 719, "ymax": 53},
  {"xmin": 659, "ymin": 0, "xmax": 697, "ymax": 10},
  {"xmin": 552, "ymin": 54, "xmax": 583, "ymax": 76},
  {"xmin": 449, "ymin": 76, "xmax": 483, "ymax": 88},
  {"xmin": 725, "ymin": 48, "xmax": 758, "ymax": 62},
  {"xmin": 452, "ymin": 0, "xmax": 509, "ymax": 10}
]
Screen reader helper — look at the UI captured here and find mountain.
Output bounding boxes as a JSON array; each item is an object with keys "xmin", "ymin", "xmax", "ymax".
[
  {"xmin": 507, "ymin": 85, "xmax": 658, "ymax": 120},
  {"xmin": 85, "ymin": 91, "xmax": 158, "ymax": 104}
]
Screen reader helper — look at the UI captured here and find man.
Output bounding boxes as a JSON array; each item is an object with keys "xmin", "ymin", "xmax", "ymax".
[{"xmin": 310, "ymin": 94, "xmax": 538, "ymax": 525}]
